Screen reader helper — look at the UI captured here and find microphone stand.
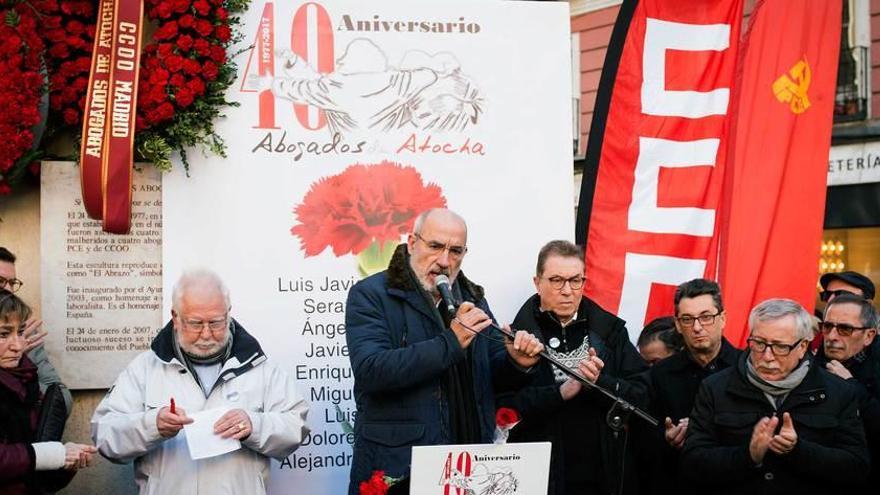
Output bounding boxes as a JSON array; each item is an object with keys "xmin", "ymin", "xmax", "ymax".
[
  {"xmin": 490, "ymin": 321, "xmax": 658, "ymax": 428},
  {"xmin": 437, "ymin": 274, "xmax": 657, "ymax": 428}
]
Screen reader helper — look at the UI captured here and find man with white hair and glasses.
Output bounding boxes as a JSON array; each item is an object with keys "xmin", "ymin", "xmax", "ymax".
[
  {"xmin": 91, "ymin": 269, "xmax": 309, "ymax": 494},
  {"xmin": 682, "ymin": 298, "xmax": 869, "ymax": 494}
]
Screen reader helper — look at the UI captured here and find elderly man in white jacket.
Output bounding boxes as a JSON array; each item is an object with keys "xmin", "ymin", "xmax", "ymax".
[{"xmin": 91, "ymin": 269, "xmax": 309, "ymax": 494}]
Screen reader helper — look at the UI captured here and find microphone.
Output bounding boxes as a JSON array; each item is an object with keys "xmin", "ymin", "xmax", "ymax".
[{"xmin": 434, "ymin": 275, "xmax": 458, "ymax": 314}]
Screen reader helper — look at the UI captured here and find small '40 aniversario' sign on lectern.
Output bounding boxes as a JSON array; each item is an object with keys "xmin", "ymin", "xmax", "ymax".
[{"xmin": 411, "ymin": 442, "xmax": 551, "ymax": 495}]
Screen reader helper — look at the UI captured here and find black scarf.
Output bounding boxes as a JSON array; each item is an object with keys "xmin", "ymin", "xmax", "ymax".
[{"xmin": 403, "ymin": 254, "xmax": 479, "ymax": 444}]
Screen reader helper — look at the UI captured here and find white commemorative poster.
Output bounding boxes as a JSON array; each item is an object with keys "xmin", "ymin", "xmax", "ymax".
[{"xmin": 162, "ymin": 1, "xmax": 572, "ymax": 493}]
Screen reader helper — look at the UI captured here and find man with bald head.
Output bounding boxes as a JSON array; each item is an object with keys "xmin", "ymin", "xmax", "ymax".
[
  {"xmin": 345, "ymin": 208, "xmax": 545, "ymax": 494},
  {"xmin": 91, "ymin": 269, "xmax": 309, "ymax": 494}
]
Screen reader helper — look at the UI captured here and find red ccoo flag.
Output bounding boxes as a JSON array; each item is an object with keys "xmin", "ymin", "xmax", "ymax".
[{"xmin": 718, "ymin": 0, "xmax": 841, "ymax": 346}]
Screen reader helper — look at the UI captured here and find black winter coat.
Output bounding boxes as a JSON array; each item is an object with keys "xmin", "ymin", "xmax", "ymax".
[
  {"xmin": 0, "ymin": 357, "xmax": 73, "ymax": 495},
  {"xmin": 682, "ymin": 353, "xmax": 869, "ymax": 495},
  {"xmin": 497, "ymin": 295, "xmax": 647, "ymax": 495},
  {"xmin": 815, "ymin": 338, "xmax": 880, "ymax": 487}
]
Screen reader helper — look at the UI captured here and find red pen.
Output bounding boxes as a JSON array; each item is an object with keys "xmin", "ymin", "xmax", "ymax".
[{"xmin": 170, "ymin": 397, "xmax": 176, "ymax": 414}]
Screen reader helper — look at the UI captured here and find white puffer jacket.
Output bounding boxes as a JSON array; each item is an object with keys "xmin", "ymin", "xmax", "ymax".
[{"xmin": 91, "ymin": 320, "xmax": 309, "ymax": 494}]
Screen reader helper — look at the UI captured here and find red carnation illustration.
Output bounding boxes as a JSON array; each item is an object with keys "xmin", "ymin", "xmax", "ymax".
[{"xmin": 291, "ymin": 161, "xmax": 446, "ymax": 276}]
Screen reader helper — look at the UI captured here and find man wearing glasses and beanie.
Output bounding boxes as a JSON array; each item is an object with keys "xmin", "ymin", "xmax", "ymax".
[
  {"xmin": 819, "ymin": 270, "xmax": 875, "ymax": 303},
  {"xmin": 683, "ymin": 298, "xmax": 869, "ymax": 494},
  {"xmin": 814, "ymin": 292, "xmax": 880, "ymax": 487},
  {"xmin": 91, "ymin": 269, "xmax": 309, "ymax": 494},
  {"xmin": 496, "ymin": 240, "xmax": 646, "ymax": 495},
  {"xmin": 812, "ymin": 271, "xmax": 874, "ymax": 352}
]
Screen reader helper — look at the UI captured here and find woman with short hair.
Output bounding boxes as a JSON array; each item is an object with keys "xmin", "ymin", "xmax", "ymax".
[{"xmin": 0, "ymin": 289, "xmax": 96, "ymax": 494}]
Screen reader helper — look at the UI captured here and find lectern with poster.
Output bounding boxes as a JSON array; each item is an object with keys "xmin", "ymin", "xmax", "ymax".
[{"xmin": 410, "ymin": 442, "xmax": 552, "ymax": 495}]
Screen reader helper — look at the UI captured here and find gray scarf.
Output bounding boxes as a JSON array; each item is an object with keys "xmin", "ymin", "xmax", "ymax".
[{"xmin": 746, "ymin": 355, "xmax": 810, "ymax": 409}]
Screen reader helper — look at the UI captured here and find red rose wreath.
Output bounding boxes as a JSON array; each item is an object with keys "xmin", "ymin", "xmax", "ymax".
[{"xmin": 0, "ymin": 0, "xmax": 247, "ymax": 195}]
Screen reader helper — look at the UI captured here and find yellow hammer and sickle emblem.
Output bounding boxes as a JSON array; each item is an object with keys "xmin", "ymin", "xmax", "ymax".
[{"xmin": 772, "ymin": 57, "xmax": 812, "ymax": 114}]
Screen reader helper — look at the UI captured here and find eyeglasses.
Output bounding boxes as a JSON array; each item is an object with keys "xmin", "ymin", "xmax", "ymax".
[
  {"xmin": 543, "ymin": 275, "xmax": 585, "ymax": 291},
  {"xmin": 413, "ymin": 233, "xmax": 467, "ymax": 260},
  {"xmin": 0, "ymin": 276, "xmax": 23, "ymax": 293},
  {"xmin": 180, "ymin": 314, "xmax": 229, "ymax": 334},
  {"xmin": 819, "ymin": 321, "xmax": 871, "ymax": 337},
  {"xmin": 676, "ymin": 312, "xmax": 721, "ymax": 328},
  {"xmin": 747, "ymin": 337, "xmax": 804, "ymax": 356},
  {"xmin": 819, "ymin": 289, "xmax": 861, "ymax": 302}
]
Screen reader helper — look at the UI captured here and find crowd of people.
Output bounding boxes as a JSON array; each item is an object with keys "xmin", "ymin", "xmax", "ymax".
[
  {"xmin": 1, "ymin": 207, "xmax": 878, "ymax": 495},
  {"xmin": 345, "ymin": 209, "xmax": 879, "ymax": 495}
]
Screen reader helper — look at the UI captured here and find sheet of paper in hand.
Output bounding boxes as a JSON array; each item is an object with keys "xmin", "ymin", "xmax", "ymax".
[{"xmin": 183, "ymin": 408, "xmax": 242, "ymax": 460}]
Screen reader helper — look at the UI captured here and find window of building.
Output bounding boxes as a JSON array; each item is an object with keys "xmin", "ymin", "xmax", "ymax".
[{"xmin": 834, "ymin": 0, "xmax": 870, "ymax": 122}]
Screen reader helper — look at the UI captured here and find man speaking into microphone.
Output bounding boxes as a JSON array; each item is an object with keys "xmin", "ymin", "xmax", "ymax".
[{"xmin": 345, "ymin": 208, "xmax": 544, "ymax": 494}]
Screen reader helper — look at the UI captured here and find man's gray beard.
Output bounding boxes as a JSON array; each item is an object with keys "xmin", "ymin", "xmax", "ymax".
[
  {"xmin": 420, "ymin": 279, "xmax": 438, "ymax": 297},
  {"xmin": 181, "ymin": 333, "xmax": 230, "ymax": 361}
]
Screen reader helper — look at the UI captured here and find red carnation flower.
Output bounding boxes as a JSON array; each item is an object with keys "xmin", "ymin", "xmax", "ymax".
[
  {"xmin": 194, "ymin": 19, "xmax": 213, "ymax": 37},
  {"xmin": 156, "ymin": 2, "xmax": 172, "ymax": 18},
  {"xmin": 175, "ymin": 34, "xmax": 193, "ymax": 51},
  {"xmin": 493, "ymin": 407, "xmax": 520, "ymax": 444},
  {"xmin": 214, "ymin": 25, "xmax": 231, "ymax": 42},
  {"xmin": 202, "ymin": 61, "xmax": 219, "ymax": 81},
  {"xmin": 148, "ymin": 68, "xmax": 170, "ymax": 85},
  {"xmin": 62, "ymin": 107, "xmax": 79, "ymax": 125},
  {"xmin": 66, "ymin": 35, "xmax": 86, "ymax": 50},
  {"xmin": 495, "ymin": 407, "xmax": 519, "ymax": 428},
  {"xmin": 183, "ymin": 58, "xmax": 201, "ymax": 75},
  {"xmin": 290, "ymin": 162, "xmax": 447, "ymax": 257},
  {"xmin": 187, "ymin": 77, "xmax": 205, "ymax": 96},
  {"xmin": 74, "ymin": 56, "xmax": 92, "ymax": 71},
  {"xmin": 165, "ymin": 54, "xmax": 185, "ymax": 73},
  {"xmin": 193, "ymin": 0, "xmax": 210, "ymax": 16},
  {"xmin": 149, "ymin": 84, "xmax": 168, "ymax": 104},
  {"xmin": 178, "ymin": 14, "xmax": 194, "ymax": 29},
  {"xmin": 48, "ymin": 43, "xmax": 69, "ymax": 59},
  {"xmin": 153, "ymin": 21, "xmax": 178, "ymax": 40},
  {"xmin": 172, "ymin": 0, "xmax": 189, "ymax": 14},
  {"xmin": 192, "ymin": 38, "xmax": 210, "ymax": 56},
  {"xmin": 174, "ymin": 87, "xmax": 194, "ymax": 108},
  {"xmin": 169, "ymin": 73, "xmax": 185, "ymax": 88},
  {"xmin": 215, "ymin": 7, "xmax": 228, "ymax": 21},
  {"xmin": 158, "ymin": 43, "xmax": 175, "ymax": 58},
  {"xmin": 66, "ymin": 20, "xmax": 85, "ymax": 36},
  {"xmin": 155, "ymin": 102, "xmax": 175, "ymax": 121},
  {"xmin": 359, "ymin": 471, "xmax": 390, "ymax": 495},
  {"xmin": 209, "ymin": 45, "xmax": 226, "ymax": 64},
  {"xmin": 71, "ymin": 76, "xmax": 88, "ymax": 91}
]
